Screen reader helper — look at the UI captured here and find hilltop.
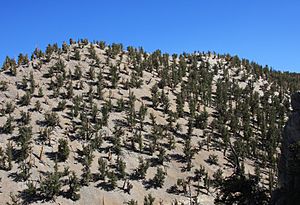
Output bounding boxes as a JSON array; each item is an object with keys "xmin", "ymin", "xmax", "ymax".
[{"xmin": 0, "ymin": 39, "xmax": 299, "ymax": 205}]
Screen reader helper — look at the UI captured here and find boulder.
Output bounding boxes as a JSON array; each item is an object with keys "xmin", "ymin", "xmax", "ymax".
[{"xmin": 273, "ymin": 91, "xmax": 300, "ymax": 204}]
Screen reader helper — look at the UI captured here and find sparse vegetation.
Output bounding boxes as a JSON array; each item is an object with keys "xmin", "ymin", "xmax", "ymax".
[{"xmin": 0, "ymin": 39, "xmax": 297, "ymax": 204}]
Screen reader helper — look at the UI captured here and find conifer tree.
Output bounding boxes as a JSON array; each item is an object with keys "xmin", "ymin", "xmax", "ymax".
[
  {"xmin": 98, "ymin": 157, "xmax": 108, "ymax": 180},
  {"xmin": 107, "ymin": 171, "xmax": 117, "ymax": 190},
  {"xmin": 6, "ymin": 141, "xmax": 13, "ymax": 170},
  {"xmin": 135, "ymin": 157, "xmax": 149, "ymax": 179},
  {"xmin": 144, "ymin": 194, "xmax": 155, "ymax": 205},
  {"xmin": 40, "ymin": 160, "xmax": 61, "ymax": 200},
  {"xmin": 2, "ymin": 116, "xmax": 15, "ymax": 134},
  {"xmin": 68, "ymin": 171, "xmax": 81, "ymax": 201},
  {"xmin": 152, "ymin": 167, "xmax": 166, "ymax": 188},
  {"xmin": 58, "ymin": 138, "xmax": 70, "ymax": 162}
]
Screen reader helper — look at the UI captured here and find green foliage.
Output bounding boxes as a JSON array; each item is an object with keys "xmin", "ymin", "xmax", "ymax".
[
  {"xmin": 20, "ymin": 111, "xmax": 31, "ymax": 125},
  {"xmin": 18, "ymin": 126, "xmax": 32, "ymax": 161},
  {"xmin": 2, "ymin": 116, "xmax": 15, "ymax": 134},
  {"xmin": 116, "ymin": 157, "xmax": 126, "ymax": 179},
  {"xmin": 101, "ymin": 103, "xmax": 109, "ymax": 126},
  {"xmin": 126, "ymin": 199, "xmax": 138, "ymax": 205},
  {"xmin": 152, "ymin": 167, "xmax": 166, "ymax": 188},
  {"xmin": 144, "ymin": 194, "xmax": 155, "ymax": 205},
  {"xmin": 157, "ymin": 146, "xmax": 166, "ymax": 165},
  {"xmin": 18, "ymin": 162, "xmax": 31, "ymax": 181},
  {"xmin": 213, "ymin": 168, "xmax": 224, "ymax": 187},
  {"xmin": 6, "ymin": 141, "xmax": 13, "ymax": 170},
  {"xmin": 2, "ymin": 56, "xmax": 17, "ymax": 76},
  {"xmin": 151, "ymin": 83, "xmax": 159, "ymax": 107},
  {"xmin": 23, "ymin": 181, "xmax": 37, "ymax": 199},
  {"xmin": 109, "ymin": 66, "xmax": 120, "ymax": 88},
  {"xmin": 56, "ymin": 99, "xmax": 67, "ymax": 111},
  {"xmin": 2, "ymin": 102, "xmax": 15, "ymax": 115},
  {"xmin": 34, "ymin": 100, "xmax": 42, "ymax": 112},
  {"xmin": 135, "ymin": 157, "xmax": 149, "ymax": 179},
  {"xmin": 44, "ymin": 112, "xmax": 59, "ymax": 127},
  {"xmin": 40, "ymin": 161, "xmax": 62, "ymax": 200},
  {"xmin": 183, "ymin": 137, "xmax": 196, "ymax": 171},
  {"xmin": 98, "ymin": 157, "xmax": 107, "ymax": 180},
  {"xmin": 74, "ymin": 65, "xmax": 82, "ymax": 80},
  {"xmin": 107, "ymin": 171, "xmax": 117, "ymax": 190},
  {"xmin": 58, "ymin": 138, "xmax": 70, "ymax": 162},
  {"xmin": 195, "ymin": 110, "xmax": 208, "ymax": 129},
  {"xmin": 176, "ymin": 93, "xmax": 184, "ymax": 118},
  {"xmin": 116, "ymin": 98, "xmax": 125, "ymax": 112},
  {"xmin": 88, "ymin": 66, "xmax": 95, "ymax": 80},
  {"xmin": 0, "ymin": 147, "xmax": 6, "ymax": 170},
  {"xmin": 73, "ymin": 49, "xmax": 81, "ymax": 61},
  {"xmin": 0, "ymin": 81, "xmax": 8, "ymax": 91},
  {"xmin": 68, "ymin": 171, "xmax": 81, "ymax": 201},
  {"xmin": 111, "ymin": 126, "xmax": 123, "ymax": 155},
  {"xmin": 19, "ymin": 91, "xmax": 31, "ymax": 106}
]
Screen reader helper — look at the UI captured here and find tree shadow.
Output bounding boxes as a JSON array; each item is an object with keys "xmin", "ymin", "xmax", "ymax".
[
  {"xmin": 45, "ymin": 151, "xmax": 58, "ymax": 161},
  {"xmin": 169, "ymin": 153, "xmax": 185, "ymax": 163},
  {"xmin": 96, "ymin": 181, "xmax": 115, "ymax": 191}
]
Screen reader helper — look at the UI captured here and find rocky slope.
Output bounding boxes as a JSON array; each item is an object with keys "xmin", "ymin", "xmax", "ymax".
[{"xmin": 0, "ymin": 39, "xmax": 299, "ymax": 205}]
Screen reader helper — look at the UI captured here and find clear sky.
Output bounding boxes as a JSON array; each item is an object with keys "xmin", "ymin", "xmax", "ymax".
[{"xmin": 0, "ymin": 0, "xmax": 299, "ymax": 72}]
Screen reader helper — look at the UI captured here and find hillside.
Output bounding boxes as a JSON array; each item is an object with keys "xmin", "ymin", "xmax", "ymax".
[{"xmin": 0, "ymin": 39, "xmax": 299, "ymax": 205}]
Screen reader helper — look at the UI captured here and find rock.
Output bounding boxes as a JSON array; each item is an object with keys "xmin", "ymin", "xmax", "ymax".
[
  {"xmin": 291, "ymin": 91, "xmax": 300, "ymax": 111},
  {"xmin": 273, "ymin": 91, "xmax": 300, "ymax": 205}
]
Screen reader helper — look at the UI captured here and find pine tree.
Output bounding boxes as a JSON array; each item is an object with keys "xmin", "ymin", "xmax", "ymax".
[
  {"xmin": 157, "ymin": 146, "xmax": 166, "ymax": 165},
  {"xmin": 18, "ymin": 126, "xmax": 32, "ymax": 161},
  {"xmin": 144, "ymin": 194, "xmax": 155, "ymax": 205},
  {"xmin": 58, "ymin": 139, "xmax": 69, "ymax": 162},
  {"xmin": 18, "ymin": 162, "xmax": 31, "ymax": 181},
  {"xmin": 20, "ymin": 111, "xmax": 31, "ymax": 125},
  {"xmin": 44, "ymin": 112, "xmax": 59, "ymax": 127},
  {"xmin": 183, "ymin": 137, "xmax": 195, "ymax": 171},
  {"xmin": 109, "ymin": 66, "xmax": 120, "ymax": 88},
  {"xmin": 19, "ymin": 91, "xmax": 31, "ymax": 106},
  {"xmin": 116, "ymin": 157, "xmax": 126, "ymax": 179},
  {"xmin": 107, "ymin": 171, "xmax": 117, "ymax": 190},
  {"xmin": 73, "ymin": 49, "xmax": 81, "ymax": 60},
  {"xmin": 151, "ymin": 83, "xmax": 159, "ymax": 107},
  {"xmin": 6, "ymin": 141, "xmax": 13, "ymax": 170},
  {"xmin": 74, "ymin": 65, "xmax": 82, "ymax": 80},
  {"xmin": 40, "ymin": 160, "xmax": 61, "ymax": 200},
  {"xmin": 135, "ymin": 157, "xmax": 149, "ymax": 179},
  {"xmin": 152, "ymin": 167, "xmax": 166, "ymax": 188},
  {"xmin": 176, "ymin": 93, "xmax": 184, "ymax": 118},
  {"xmin": 2, "ymin": 116, "xmax": 15, "ymax": 134},
  {"xmin": 98, "ymin": 157, "xmax": 107, "ymax": 180},
  {"xmin": 68, "ymin": 171, "xmax": 81, "ymax": 201}
]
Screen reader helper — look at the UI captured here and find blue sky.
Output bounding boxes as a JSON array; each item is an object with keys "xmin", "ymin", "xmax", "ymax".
[{"xmin": 0, "ymin": 0, "xmax": 299, "ymax": 72}]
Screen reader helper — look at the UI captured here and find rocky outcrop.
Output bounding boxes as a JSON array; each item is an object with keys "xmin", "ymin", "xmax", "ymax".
[{"xmin": 272, "ymin": 91, "xmax": 300, "ymax": 205}]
